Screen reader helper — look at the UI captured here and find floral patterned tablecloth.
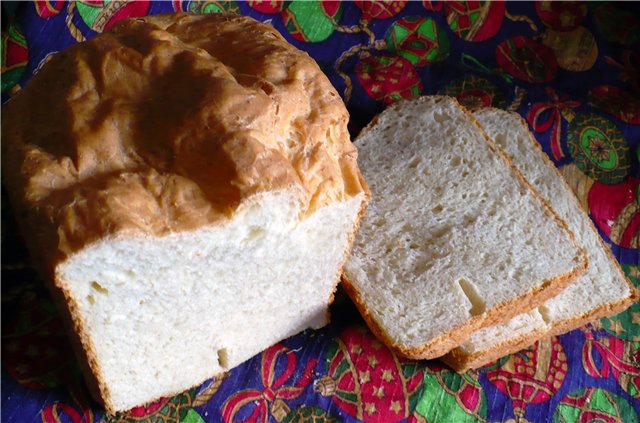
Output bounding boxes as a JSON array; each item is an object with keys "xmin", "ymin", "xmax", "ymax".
[{"xmin": 2, "ymin": 2, "xmax": 639, "ymax": 422}]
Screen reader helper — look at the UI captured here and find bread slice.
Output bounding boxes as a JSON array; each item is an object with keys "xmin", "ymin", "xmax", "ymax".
[
  {"xmin": 1, "ymin": 14, "xmax": 368, "ymax": 413},
  {"xmin": 342, "ymin": 96, "xmax": 587, "ymax": 360},
  {"xmin": 442, "ymin": 109, "xmax": 638, "ymax": 372}
]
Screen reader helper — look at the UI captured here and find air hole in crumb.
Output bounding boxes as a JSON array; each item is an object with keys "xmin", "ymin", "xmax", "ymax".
[
  {"xmin": 457, "ymin": 277, "xmax": 486, "ymax": 316},
  {"xmin": 91, "ymin": 281, "xmax": 108, "ymax": 294},
  {"xmin": 414, "ymin": 260, "xmax": 435, "ymax": 276},
  {"xmin": 464, "ymin": 215, "xmax": 477, "ymax": 225},
  {"xmin": 408, "ymin": 157, "xmax": 421, "ymax": 169},
  {"xmin": 450, "ymin": 156, "xmax": 461, "ymax": 167},
  {"xmin": 433, "ymin": 111, "xmax": 448, "ymax": 123},
  {"xmin": 538, "ymin": 306, "xmax": 552, "ymax": 323},
  {"xmin": 432, "ymin": 204, "xmax": 444, "ymax": 214},
  {"xmin": 432, "ymin": 226, "xmax": 451, "ymax": 238},
  {"xmin": 409, "ymin": 243, "xmax": 419, "ymax": 249},
  {"xmin": 494, "ymin": 134, "xmax": 508, "ymax": 147},
  {"xmin": 247, "ymin": 227, "xmax": 265, "ymax": 241},
  {"xmin": 87, "ymin": 294, "xmax": 96, "ymax": 305},
  {"xmin": 218, "ymin": 348, "xmax": 229, "ymax": 368}
]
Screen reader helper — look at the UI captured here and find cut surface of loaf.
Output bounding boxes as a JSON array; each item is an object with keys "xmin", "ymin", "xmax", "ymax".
[
  {"xmin": 443, "ymin": 109, "xmax": 637, "ymax": 372},
  {"xmin": 2, "ymin": 13, "xmax": 367, "ymax": 413},
  {"xmin": 343, "ymin": 96, "xmax": 586, "ymax": 360}
]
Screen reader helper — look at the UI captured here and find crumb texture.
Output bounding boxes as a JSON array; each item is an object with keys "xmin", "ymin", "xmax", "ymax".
[
  {"xmin": 344, "ymin": 97, "xmax": 583, "ymax": 352},
  {"xmin": 61, "ymin": 191, "xmax": 363, "ymax": 411},
  {"xmin": 452, "ymin": 109, "xmax": 633, "ymax": 365}
]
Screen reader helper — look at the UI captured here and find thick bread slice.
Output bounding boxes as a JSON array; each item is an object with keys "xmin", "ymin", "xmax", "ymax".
[
  {"xmin": 443, "ymin": 109, "xmax": 638, "ymax": 372},
  {"xmin": 343, "ymin": 96, "xmax": 587, "ymax": 360},
  {"xmin": 2, "ymin": 13, "xmax": 368, "ymax": 413}
]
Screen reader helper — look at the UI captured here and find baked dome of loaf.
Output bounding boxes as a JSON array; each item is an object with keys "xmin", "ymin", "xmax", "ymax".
[
  {"xmin": 3, "ymin": 12, "xmax": 364, "ymax": 263},
  {"xmin": 2, "ymin": 13, "xmax": 368, "ymax": 413}
]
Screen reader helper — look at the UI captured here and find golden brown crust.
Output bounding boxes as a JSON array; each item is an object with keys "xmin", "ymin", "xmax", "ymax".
[
  {"xmin": 51, "ymin": 275, "xmax": 112, "ymax": 411},
  {"xmin": 2, "ymin": 13, "xmax": 367, "ymax": 412},
  {"xmin": 442, "ymin": 293, "xmax": 636, "ymax": 372},
  {"xmin": 440, "ymin": 325, "xmax": 550, "ymax": 373},
  {"xmin": 441, "ymin": 108, "xmax": 638, "ymax": 372},
  {"xmin": 343, "ymin": 96, "xmax": 587, "ymax": 361},
  {"xmin": 2, "ymin": 12, "xmax": 365, "ymax": 263},
  {"xmin": 342, "ymin": 259, "xmax": 587, "ymax": 361}
]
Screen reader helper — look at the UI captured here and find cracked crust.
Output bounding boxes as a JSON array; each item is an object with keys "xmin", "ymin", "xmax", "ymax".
[{"xmin": 2, "ymin": 12, "xmax": 365, "ymax": 263}]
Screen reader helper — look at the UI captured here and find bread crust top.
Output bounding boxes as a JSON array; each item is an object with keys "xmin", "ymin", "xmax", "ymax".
[{"xmin": 2, "ymin": 13, "xmax": 365, "ymax": 268}]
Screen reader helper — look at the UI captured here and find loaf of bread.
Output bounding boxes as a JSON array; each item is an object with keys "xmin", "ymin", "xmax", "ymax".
[
  {"xmin": 342, "ymin": 96, "xmax": 587, "ymax": 360},
  {"xmin": 2, "ymin": 13, "xmax": 368, "ymax": 413},
  {"xmin": 442, "ymin": 109, "xmax": 637, "ymax": 371}
]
